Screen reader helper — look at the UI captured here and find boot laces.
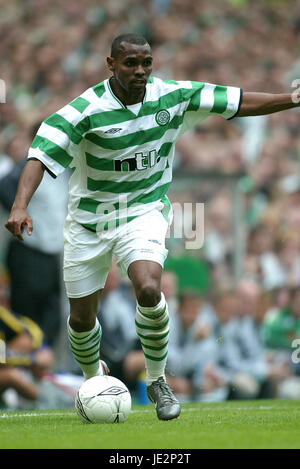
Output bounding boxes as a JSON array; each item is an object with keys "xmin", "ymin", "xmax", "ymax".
[{"xmin": 156, "ymin": 380, "xmax": 177, "ymax": 404}]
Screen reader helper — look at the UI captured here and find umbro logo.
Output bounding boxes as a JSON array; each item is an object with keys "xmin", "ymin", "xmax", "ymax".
[
  {"xmin": 104, "ymin": 128, "xmax": 122, "ymax": 134},
  {"xmin": 97, "ymin": 386, "xmax": 128, "ymax": 396}
]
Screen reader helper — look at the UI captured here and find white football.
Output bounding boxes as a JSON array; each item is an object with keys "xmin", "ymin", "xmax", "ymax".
[{"xmin": 75, "ymin": 375, "xmax": 131, "ymax": 424}]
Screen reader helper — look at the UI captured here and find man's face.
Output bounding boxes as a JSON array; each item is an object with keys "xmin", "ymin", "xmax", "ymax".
[
  {"xmin": 179, "ymin": 297, "xmax": 202, "ymax": 329},
  {"xmin": 216, "ymin": 295, "xmax": 239, "ymax": 323},
  {"xmin": 107, "ymin": 42, "xmax": 153, "ymax": 96}
]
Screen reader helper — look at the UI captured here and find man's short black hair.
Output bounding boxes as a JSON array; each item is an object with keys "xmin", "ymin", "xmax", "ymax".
[{"xmin": 110, "ymin": 33, "xmax": 149, "ymax": 58}]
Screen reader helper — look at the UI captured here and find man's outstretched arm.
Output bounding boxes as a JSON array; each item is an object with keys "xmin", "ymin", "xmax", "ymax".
[
  {"xmin": 5, "ymin": 159, "xmax": 45, "ymax": 241},
  {"xmin": 237, "ymin": 91, "xmax": 300, "ymax": 117}
]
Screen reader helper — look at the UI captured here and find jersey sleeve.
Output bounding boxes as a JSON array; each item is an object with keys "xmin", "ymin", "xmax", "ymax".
[
  {"xmin": 27, "ymin": 97, "xmax": 90, "ymax": 177},
  {"xmin": 179, "ymin": 80, "xmax": 242, "ymax": 133}
]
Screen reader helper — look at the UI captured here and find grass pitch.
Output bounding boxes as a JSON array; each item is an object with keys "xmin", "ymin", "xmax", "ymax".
[{"xmin": 0, "ymin": 400, "xmax": 300, "ymax": 449}]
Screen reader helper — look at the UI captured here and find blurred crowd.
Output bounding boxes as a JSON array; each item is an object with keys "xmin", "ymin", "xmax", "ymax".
[
  {"xmin": 99, "ymin": 266, "xmax": 300, "ymax": 402},
  {"xmin": 1, "ymin": 0, "xmax": 300, "ymax": 407}
]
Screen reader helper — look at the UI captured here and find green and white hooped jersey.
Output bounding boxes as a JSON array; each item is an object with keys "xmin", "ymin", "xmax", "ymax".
[{"xmin": 28, "ymin": 77, "xmax": 242, "ymax": 232}]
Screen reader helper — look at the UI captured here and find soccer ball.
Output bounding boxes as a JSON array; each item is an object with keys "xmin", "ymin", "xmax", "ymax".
[{"xmin": 75, "ymin": 375, "xmax": 131, "ymax": 424}]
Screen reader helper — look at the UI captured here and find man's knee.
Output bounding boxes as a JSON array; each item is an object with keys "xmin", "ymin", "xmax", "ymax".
[
  {"xmin": 68, "ymin": 292, "xmax": 101, "ymax": 332},
  {"xmin": 128, "ymin": 260, "xmax": 162, "ymax": 307},
  {"xmin": 69, "ymin": 309, "xmax": 97, "ymax": 332},
  {"xmin": 135, "ymin": 280, "xmax": 161, "ymax": 307}
]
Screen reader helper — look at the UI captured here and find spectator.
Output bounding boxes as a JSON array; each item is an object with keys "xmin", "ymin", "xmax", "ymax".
[
  {"xmin": 263, "ymin": 287, "xmax": 300, "ymax": 352},
  {"xmin": 210, "ymin": 288, "xmax": 268, "ymax": 399},
  {"xmin": 211, "ymin": 285, "xmax": 290, "ymax": 399},
  {"xmin": 0, "ymin": 126, "xmax": 69, "ymax": 346},
  {"xmin": 160, "ymin": 269, "xmax": 178, "ymax": 315},
  {"xmin": 166, "ymin": 290, "xmax": 219, "ymax": 401},
  {"xmin": 0, "ymin": 303, "xmax": 54, "ymax": 407},
  {"xmin": 263, "ymin": 287, "xmax": 300, "ymax": 397}
]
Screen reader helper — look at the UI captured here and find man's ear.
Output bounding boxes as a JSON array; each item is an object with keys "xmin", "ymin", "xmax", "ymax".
[{"xmin": 107, "ymin": 57, "xmax": 115, "ymax": 73}]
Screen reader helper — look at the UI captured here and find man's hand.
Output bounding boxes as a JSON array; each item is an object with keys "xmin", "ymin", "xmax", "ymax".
[
  {"xmin": 5, "ymin": 207, "xmax": 33, "ymax": 241},
  {"xmin": 3, "ymin": 159, "xmax": 45, "ymax": 240}
]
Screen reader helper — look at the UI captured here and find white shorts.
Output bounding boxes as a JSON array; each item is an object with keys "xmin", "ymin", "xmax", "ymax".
[{"xmin": 63, "ymin": 210, "xmax": 169, "ymax": 298}]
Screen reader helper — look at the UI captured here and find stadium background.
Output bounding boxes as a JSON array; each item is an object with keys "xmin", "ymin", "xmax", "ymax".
[{"xmin": 1, "ymin": 0, "xmax": 300, "ymax": 408}]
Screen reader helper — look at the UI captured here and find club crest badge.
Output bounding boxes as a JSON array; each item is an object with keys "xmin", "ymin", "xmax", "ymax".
[{"xmin": 155, "ymin": 109, "xmax": 170, "ymax": 126}]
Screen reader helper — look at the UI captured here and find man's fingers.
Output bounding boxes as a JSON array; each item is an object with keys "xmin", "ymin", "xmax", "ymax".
[
  {"xmin": 21, "ymin": 219, "xmax": 33, "ymax": 237},
  {"xmin": 5, "ymin": 213, "xmax": 33, "ymax": 240},
  {"xmin": 26, "ymin": 219, "xmax": 33, "ymax": 236}
]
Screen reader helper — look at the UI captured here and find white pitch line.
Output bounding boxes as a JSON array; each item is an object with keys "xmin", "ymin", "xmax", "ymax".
[
  {"xmin": 181, "ymin": 405, "xmax": 300, "ymax": 412},
  {"xmin": 0, "ymin": 411, "xmax": 73, "ymax": 419},
  {"xmin": 133, "ymin": 405, "xmax": 300, "ymax": 413},
  {"xmin": 0, "ymin": 405, "xmax": 299, "ymax": 419},
  {"xmin": 0, "ymin": 410, "xmax": 150, "ymax": 418}
]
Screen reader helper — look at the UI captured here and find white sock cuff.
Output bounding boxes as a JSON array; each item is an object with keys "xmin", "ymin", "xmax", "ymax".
[{"xmin": 137, "ymin": 292, "xmax": 166, "ymax": 314}]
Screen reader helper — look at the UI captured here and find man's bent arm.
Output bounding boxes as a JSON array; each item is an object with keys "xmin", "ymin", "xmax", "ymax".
[
  {"xmin": 5, "ymin": 159, "xmax": 45, "ymax": 240},
  {"xmin": 237, "ymin": 92, "xmax": 299, "ymax": 117}
]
